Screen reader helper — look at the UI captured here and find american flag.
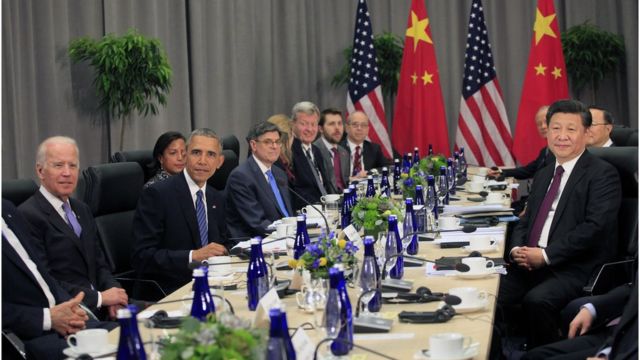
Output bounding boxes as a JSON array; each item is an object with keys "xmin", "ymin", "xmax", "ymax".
[
  {"xmin": 346, "ymin": 0, "xmax": 393, "ymax": 159},
  {"xmin": 455, "ymin": 0, "xmax": 515, "ymax": 167}
]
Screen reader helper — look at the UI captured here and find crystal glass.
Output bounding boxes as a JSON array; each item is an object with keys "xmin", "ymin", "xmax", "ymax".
[
  {"xmin": 320, "ymin": 289, "xmax": 342, "ymax": 359},
  {"xmin": 437, "ymin": 174, "xmax": 448, "ymax": 206},
  {"xmin": 358, "ymin": 259, "xmax": 377, "ymax": 317},
  {"xmin": 384, "ymin": 230, "xmax": 399, "ymax": 278}
]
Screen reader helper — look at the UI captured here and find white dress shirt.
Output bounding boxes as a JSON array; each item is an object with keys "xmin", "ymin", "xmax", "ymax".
[
  {"xmin": 184, "ymin": 169, "xmax": 208, "ymax": 263},
  {"xmin": 252, "ymin": 154, "xmax": 272, "ymax": 183},
  {"xmin": 2, "ymin": 218, "xmax": 56, "ymax": 331}
]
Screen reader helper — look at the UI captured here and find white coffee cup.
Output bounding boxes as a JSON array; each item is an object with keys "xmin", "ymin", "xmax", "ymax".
[
  {"xmin": 439, "ymin": 216, "xmax": 460, "ymax": 230},
  {"xmin": 485, "ymin": 192, "xmax": 506, "ymax": 204},
  {"xmin": 469, "ymin": 235, "xmax": 495, "ymax": 249},
  {"xmin": 321, "ymin": 194, "xmax": 341, "ymax": 203},
  {"xmin": 302, "ymin": 205, "xmax": 323, "ymax": 218},
  {"xmin": 429, "ymin": 332, "xmax": 472, "ymax": 358},
  {"xmin": 208, "ymin": 255, "xmax": 231, "ymax": 276},
  {"xmin": 449, "ymin": 287, "xmax": 488, "ymax": 307},
  {"xmin": 66, "ymin": 329, "xmax": 108, "ymax": 353},
  {"xmin": 471, "ymin": 174, "xmax": 485, "ymax": 183},
  {"xmin": 468, "ymin": 182, "xmax": 484, "ymax": 192},
  {"xmin": 475, "ymin": 168, "xmax": 488, "ymax": 176},
  {"xmin": 461, "ymin": 257, "xmax": 495, "ymax": 274}
]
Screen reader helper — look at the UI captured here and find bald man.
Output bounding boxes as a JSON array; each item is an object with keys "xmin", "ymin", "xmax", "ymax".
[{"xmin": 341, "ymin": 111, "xmax": 391, "ymax": 179}]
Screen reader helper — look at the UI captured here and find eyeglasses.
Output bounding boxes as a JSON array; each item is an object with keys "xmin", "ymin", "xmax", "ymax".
[
  {"xmin": 348, "ymin": 123, "xmax": 369, "ymax": 129},
  {"xmin": 255, "ymin": 139, "xmax": 282, "ymax": 147}
]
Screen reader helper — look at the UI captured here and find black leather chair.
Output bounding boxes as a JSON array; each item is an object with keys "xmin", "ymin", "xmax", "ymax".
[
  {"xmin": 81, "ymin": 162, "xmax": 165, "ymax": 301},
  {"xmin": 110, "ymin": 149, "xmax": 154, "ymax": 182},
  {"xmin": 207, "ymin": 149, "xmax": 239, "ymax": 191},
  {"xmin": 2, "ymin": 179, "xmax": 38, "ymax": 207},
  {"xmin": 221, "ymin": 135, "xmax": 240, "ymax": 157},
  {"xmin": 2, "ymin": 330, "xmax": 25, "ymax": 360},
  {"xmin": 582, "ymin": 147, "xmax": 638, "ymax": 295},
  {"xmin": 610, "ymin": 127, "xmax": 638, "ymax": 147}
]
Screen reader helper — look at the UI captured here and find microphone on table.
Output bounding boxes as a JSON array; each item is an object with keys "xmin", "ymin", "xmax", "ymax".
[
  {"xmin": 385, "ymin": 287, "xmax": 462, "ymax": 306},
  {"xmin": 419, "ymin": 224, "xmax": 477, "ymax": 241},
  {"xmin": 281, "ymin": 179, "xmax": 331, "ymax": 235}
]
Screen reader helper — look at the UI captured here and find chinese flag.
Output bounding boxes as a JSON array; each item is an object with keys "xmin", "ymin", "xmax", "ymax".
[
  {"xmin": 513, "ymin": 0, "xmax": 569, "ymax": 164},
  {"xmin": 392, "ymin": 0, "xmax": 449, "ymax": 157}
]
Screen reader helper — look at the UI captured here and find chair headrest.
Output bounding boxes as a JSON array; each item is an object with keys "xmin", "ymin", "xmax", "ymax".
[
  {"xmin": 589, "ymin": 147, "xmax": 638, "ymax": 198},
  {"xmin": 2, "ymin": 179, "xmax": 38, "ymax": 207},
  {"xmin": 83, "ymin": 162, "xmax": 144, "ymax": 216}
]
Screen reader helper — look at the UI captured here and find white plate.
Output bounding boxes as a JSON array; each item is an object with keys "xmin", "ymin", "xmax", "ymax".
[
  {"xmin": 460, "ymin": 245, "xmax": 497, "ymax": 254},
  {"xmin": 440, "ymin": 299, "xmax": 488, "ymax": 314},
  {"xmin": 414, "ymin": 342, "xmax": 480, "ymax": 360},
  {"xmin": 63, "ymin": 344, "xmax": 117, "ymax": 358},
  {"xmin": 455, "ymin": 269, "xmax": 497, "ymax": 279}
]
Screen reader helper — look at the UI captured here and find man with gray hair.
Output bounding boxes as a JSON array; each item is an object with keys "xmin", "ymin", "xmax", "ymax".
[
  {"xmin": 19, "ymin": 136, "xmax": 128, "ymax": 319},
  {"xmin": 226, "ymin": 122, "xmax": 293, "ymax": 238},
  {"xmin": 290, "ymin": 101, "xmax": 329, "ymax": 210},
  {"xmin": 133, "ymin": 128, "xmax": 233, "ymax": 295}
]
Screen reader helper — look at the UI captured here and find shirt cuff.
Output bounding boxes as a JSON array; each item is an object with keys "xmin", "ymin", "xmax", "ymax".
[
  {"xmin": 509, "ymin": 246, "xmax": 520, "ymax": 261},
  {"xmin": 96, "ymin": 291, "xmax": 102, "ymax": 308},
  {"xmin": 541, "ymin": 249, "xmax": 550, "ymax": 265},
  {"xmin": 582, "ymin": 303, "xmax": 597, "ymax": 319},
  {"xmin": 189, "ymin": 250, "xmax": 193, "ymax": 264},
  {"xmin": 597, "ymin": 346, "xmax": 612, "ymax": 358},
  {"xmin": 43, "ymin": 308, "xmax": 52, "ymax": 331}
]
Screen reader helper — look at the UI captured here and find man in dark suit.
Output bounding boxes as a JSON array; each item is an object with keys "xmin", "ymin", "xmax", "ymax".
[
  {"xmin": 314, "ymin": 108, "xmax": 350, "ymax": 194},
  {"xmin": 290, "ymin": 101, "xmax": 329, "ymax": 210},
  {"xmin": 226, "ymin": 122, "xmax": 293, "ymax": 239},
  {"xmin": 342, "ymin": 110, "xmax": 390, "ymax": 179},
  {"xmin": 133, "ymin": 129, "xmax": 234, "ymax": 294},
  {"xmin": 498, "ymin": 100, "xmax": 622, "ymax": 348},
  {"xmin": 3, "ymin": 199, "xmax": 90, "ymax": 359},
  {"xmin": 587, "ymin": 106, "xmax": 615, "ymax": 148},
  {"xmin": 19, "ymin": 136, "xmax": 127, "ymax": 319},
  {"xmin": 524, "ymin": 281, "xmax": 637, "ymax": 360}
]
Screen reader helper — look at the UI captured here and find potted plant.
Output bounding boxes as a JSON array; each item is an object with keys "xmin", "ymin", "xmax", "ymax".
[
  {"xmin": 351, "ymin": 194, "xmax": 403, "ymax": 237},
  {"xmin": 160, "ymin": 313, "xmax": 267, "ymax": 360},
  {"xmin": 69, "ymin": 29, "xmax": 172, "ymax": 151},
  {"xmin": 332, "ymin": 32, "xmax": 404, "ymax": 113},
  {"xmin": 562, "ymin": 22, "xmax": 625, "ymax": 103}
]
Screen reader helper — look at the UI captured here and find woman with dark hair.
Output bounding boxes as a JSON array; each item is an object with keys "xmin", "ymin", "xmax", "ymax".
[{"xmin": 144, "ymin": 131, "xmax": 186, "ymax": 188}]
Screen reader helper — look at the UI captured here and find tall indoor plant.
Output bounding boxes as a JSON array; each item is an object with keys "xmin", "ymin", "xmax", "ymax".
[
  {"xmin": 562, "ymin": 22, "xmax": 625, "ymax": 103},
  {"xmin": 69, "ymin": 29, "xmax": 172, "ymax": 151}
]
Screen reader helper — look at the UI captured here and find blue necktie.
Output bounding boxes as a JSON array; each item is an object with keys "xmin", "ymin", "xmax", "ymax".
[
  {"xmin": 62, "ymin": 202, "xmax": 82, "ymax": 237},
  {"xmin": 195, "ymin": 190, "xmax": 208, "ymax": 247},
  {"xmin": 266, "ymin": 169, "xmax": 289, "ymax": 217}
]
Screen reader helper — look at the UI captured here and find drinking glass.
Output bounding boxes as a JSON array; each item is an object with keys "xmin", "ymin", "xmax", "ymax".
[
  {"xmin": 320, "ymin": 289, "xmax": 342, "ymax": 359},
  {"xmin": 359, "ymin": 260, "xmax": 377, "ymax": 317},
  {"xmin": 437, "ymin": 175, "xmax": 448, "ymax": 206},
  {"xmin": 426, "ymin": 186, "xmax": 437, "ymax": 231},
  {"xmin": 384, "ymin": 231, "xmax": 399, "ymax": 278}
]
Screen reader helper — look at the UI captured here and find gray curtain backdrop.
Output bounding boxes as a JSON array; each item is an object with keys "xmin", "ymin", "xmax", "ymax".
[{"xmin": 3, "ymin": 0, "xmax": 637, "ymax": 180}]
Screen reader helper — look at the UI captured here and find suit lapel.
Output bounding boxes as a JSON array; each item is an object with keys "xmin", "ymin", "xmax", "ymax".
[
  {"xmin": 248, "ymin": 157, "xmax": 283, "ymax": 216},
  {"xmin": 339, "ymin": 147, "xmax": 350, "ymax": 183},
  {"xmin": 175, "ymin": 174, "xmax": 201, "ymax": 249},
  {"xmin": 549, "ymin": 153, "xmax": 589, "ymax": 236},
  {"xmin": 526, "ymin": 163, "xmax": 554, "ymax": 235},
  {"xmin": 34, "ymin": 192, "xmax": 86, "ymax": 257}
]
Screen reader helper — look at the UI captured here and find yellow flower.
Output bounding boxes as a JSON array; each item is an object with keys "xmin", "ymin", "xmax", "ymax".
[
  {"xmin": 400, "ymin": 173, "xmax": 409, "ymax": 179},
  {"xmin": 319, "ymin": 257, "xmax": 327, "ymax": 266},
  {"xmin": 338, "ymin": 239, "xmax": 347, "ymax": 249},
  {"xmin": 297, "ymin": 259, "xmax": 305, "ymax": 268},
  {"xmin": 288, "ymin": 259, "xmax": 298, "ymax": 268},
  {"xmin": 382, "ymin": 210, "xmax": 391, "ymax": 217}
]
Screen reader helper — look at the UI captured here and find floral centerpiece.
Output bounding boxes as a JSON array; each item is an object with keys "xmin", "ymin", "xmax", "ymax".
[
  {"xmin": 351, "ymin": 194, "xmax": 403, "ymax": 236},
  {"xmin": 400, "ymin": 155, "xmax": 447, "ymax": 199},
  {"xmin": 160, "ymin": 312, "xmax": 267, "ymax": 360},
  {"xmin": 288, "ymin": 231, "xmax": 359, "ymax": 279}
]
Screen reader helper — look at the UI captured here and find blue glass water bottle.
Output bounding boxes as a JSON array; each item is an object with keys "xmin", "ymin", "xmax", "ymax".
[
  {"xmin": 428, "ymin": 144, "xmax": 434, "ymax": 155},
  {"xmin": 453, "ymin": 151, "xmax": 461, "ymax": 180},
  {"xmin": 247, "ymin": 237, "xmax": 269, "ymax": 311},
  {"xmin": 413, "ymin": 147, "xmax": 420, "ymax": 165},
  {"xmin": 363, "ymin": 236, "xmax": 382, "ymax": 312},
  {"xmin": 404, "ymin": 198, "xmax": 419, "ymax": 255},
  {"xmin": 427, "ymin": 175, "xmax": 439, "ymax": 221},
  {"xmin": 365, "ymin": 175, "xmax": 376, "ymax": 197},
  {"xmin": 190, "ymin": 267, "xmax": 215, "ymax": 321},
  {"xmin": 341, "ymin": 188, "xmax": 351, "ymax": 229},
  {"xmin": 439, "ymin": 166, "xmax": 449, "ymax": 205},
  {"xmin": 393, "ymin": 159, "xmax": 401, "ymax": 195},
  {"xmin": 414, "ymin": 185, "xmax": 427, "ymax": 233},
  {"xmin": 402, "ymin": 153, "xmax": 411, "ymax": 173},
  {"xmin": 293, "ymin": 215, "xmax": 310, "ymax": 259},
  {"xmin": 379, "ymin": 167, "xmax": 390, "ymax": 197},
  {"xmin": 278, "ymin": 305, "xmax": 296, "ymax": 360},
  {"xmin": 447, "ymin": 158, "xmax": 456, "ymax": 195},
  {"xmin": 266, "ymin": 307, "xmax": 287, "ymax": 360},
  {"xmin": 330, "ymin": 265, "xmax": 353, "ymax": 356},
  {"xmin": 116, "ymin": 306, "xmax": 147, "ymax": 360},
  {"xmin": 387, "ymin": 215, "xmax": 404, "ymax": 279},
  {"xmin": 459, "ymin": 146, "xmax": 468, "ymax": 178}
]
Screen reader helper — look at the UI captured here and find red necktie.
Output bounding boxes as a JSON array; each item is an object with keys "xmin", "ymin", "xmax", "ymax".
[
  {"xmin": 332, "ymin": 147, "xmax": 345, "ymax": 191},
  {"xmin": 352, "ymin": 145, "xmax": 362, "ymax": 176},
  {"xmin": 528, "ymin": 166, "xmax": 565, "ymax": 247}
]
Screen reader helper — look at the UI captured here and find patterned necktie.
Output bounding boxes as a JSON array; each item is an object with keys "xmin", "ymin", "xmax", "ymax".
[
  {"xmin": 195, "ymin": 190, "xmax": 208, "ymax": 247},
  {"xmin": 352, "ymin": 145, "xmax": 362, "ymax": 176},
  {"xmin": 61, "ymin": 201, "xmax": 82, "ymax": 237},
  {"xmin": 332, "ymin": 147, "xmax": 345, "ymax": 191},
  {"xmin": 528, "ymin": 166, "xmax": 565, "ymax": 247},
  {"xmin": 266, "ymin": 169, "xmax": 290, "ymax": 217}
]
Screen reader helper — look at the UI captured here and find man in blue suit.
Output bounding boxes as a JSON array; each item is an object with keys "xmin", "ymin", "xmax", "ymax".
[
  {"xmin": 226, "ymin": 122, "xmax": 293, "ymax": 239},
  {"xmin": 132, "ymin": 129, "xmax": 234, "ymax": 295},
  {"xmin": 3, "ymin": 199, "xmax": 91, "ymax": 359}
]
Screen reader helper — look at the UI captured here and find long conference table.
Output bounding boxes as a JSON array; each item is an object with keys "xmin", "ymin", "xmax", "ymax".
[{"xmin": 108, "ymin": 172, "xmax": 511, "ymax": 359}]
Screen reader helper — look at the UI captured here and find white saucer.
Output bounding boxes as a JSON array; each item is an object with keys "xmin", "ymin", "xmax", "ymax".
[
  {"xmin": 455, "ymin": 269, "xmax": 497, "ymax": 279},
  {"xmin": 440, "ymin": 299, "xmax": 488, "ymax": 314},
  {"xmin": 63, "ymin": 344, "xmax": 117, "ymax": 358},
  {"xmin": 461, "ymin": 245, "xmax": 497, "ymax": 254},
  {"xmin": 414, "ymin": 342, "xmax": 480, "ymax": 360}
]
